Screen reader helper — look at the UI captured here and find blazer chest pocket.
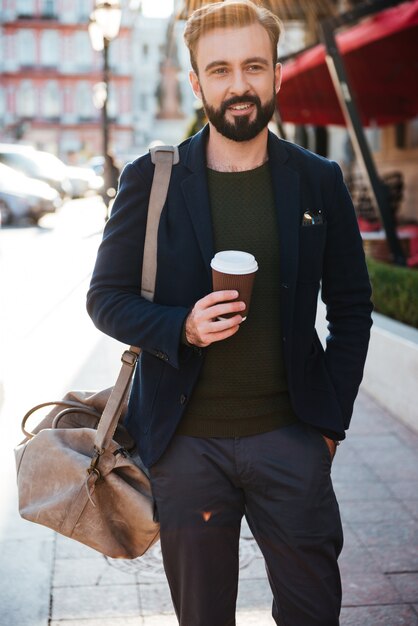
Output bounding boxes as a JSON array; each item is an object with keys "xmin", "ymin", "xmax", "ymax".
[{"xmin": 298, "ymin": 222, "xmax": 327, "ymax": 283}]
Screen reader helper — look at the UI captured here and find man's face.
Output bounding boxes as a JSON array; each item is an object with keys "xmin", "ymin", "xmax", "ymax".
[{"xmin": 189, "ymin": 23, "xmax": 281, "ymax": 142}]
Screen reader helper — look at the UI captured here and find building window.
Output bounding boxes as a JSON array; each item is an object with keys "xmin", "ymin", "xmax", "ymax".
[
  {"xmin": 74, "ymin": 31, "xmax": 92, "ymax": 69},
  {"xmin": 143, "ymin": 43, "xmax": 149, "ymax": 58},
  {"xmin": 17, "ymin": 0, "xmax": 35, "ymax": 18},
  {"xmin": 108, "ymin": 85, "xmax": 118, "ymax": 120},
  {"xmin": 0, "ymin": 87, "xmax": 5, "ymax": 121},
  {"xmin": 18, "ymin": 30, "xmax": 36, "ymax": 67},
  {"xmin": 16, "ymin": 80, "xmax": 37, "ymax": 117},
  {"xmin": 407, "ymin": 117, "xmax": 418, "ymax": 149},
  {"xmin": 41, "ymin": 0, "xmax": 56, "ymax": 18},
  {"xmin": 43, "ymin": 80, "xmax": 61, "ymax": 118},
  {"xmin": 77, "ymin": 82, "xmax": 94, "ymax": 120},
  {"xmin": 40, "ymin": 30, "xmax": 59, "ymax": 67},
  {"xmin": 77, "ymin": 0, "xmax": 90, "ymax": 21},
  {"xmin": 366, "ymin": 125, "xmax": 382, "ymax": 153},
  {"xmin": 140, "ymin": 93, "xmax": 148, "ymax": 112}
]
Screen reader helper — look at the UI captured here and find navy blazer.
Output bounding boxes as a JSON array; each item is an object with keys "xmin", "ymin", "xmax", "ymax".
[{"xmin": 87, "ymin": 126, "xmax": 373, "ymax": 467}]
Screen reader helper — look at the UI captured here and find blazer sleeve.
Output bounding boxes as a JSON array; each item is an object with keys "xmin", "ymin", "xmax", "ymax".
[
  {"xmin": 86, "ymin": 160, "xmax": 190, "ymax": 370},
  {"xmin": 321, "ymin": 161, "xmax": 373, "ymax": 429}
]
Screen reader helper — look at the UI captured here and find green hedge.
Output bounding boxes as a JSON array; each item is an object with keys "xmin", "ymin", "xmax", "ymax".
[{"xmin": 366, "ymin": 257, "xmax": 418, "ymax": 328}]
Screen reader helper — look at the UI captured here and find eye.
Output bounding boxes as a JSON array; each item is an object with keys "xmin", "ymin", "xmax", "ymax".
[
  {"xmin": 247, "ymin": 64, "xmax": 263, "ymax": 72},
  {"xmin": 212, "ymin": 67, "xmax": 228, "ymax": 75}
]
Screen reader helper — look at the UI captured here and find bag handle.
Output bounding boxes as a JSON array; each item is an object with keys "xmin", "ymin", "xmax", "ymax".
[
  {"xmin": 93, "ymin": 146, "xmax": 178, "ymax": 455},
  {"xmin": 141, "ymin": 145, "xmax": 179, "ymax": 301}
]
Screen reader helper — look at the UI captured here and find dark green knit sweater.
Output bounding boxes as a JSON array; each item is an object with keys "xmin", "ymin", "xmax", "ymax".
[{"xmin": 177, "ymin": 163, "xmax": 298, "ymax": 437}]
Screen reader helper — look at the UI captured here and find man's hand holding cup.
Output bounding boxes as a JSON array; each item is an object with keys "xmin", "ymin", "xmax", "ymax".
[{"xmin": 185, "ymin": 251, "xmax": 258, "ymax": 348}]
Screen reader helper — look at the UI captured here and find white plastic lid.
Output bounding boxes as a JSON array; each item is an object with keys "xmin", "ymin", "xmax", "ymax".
[{"xmin": 210, "ymin": 250, "xmax": 258, "ymax": 275}]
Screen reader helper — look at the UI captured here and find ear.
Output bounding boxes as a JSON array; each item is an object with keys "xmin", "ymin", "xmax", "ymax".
[
  {"xmin": 274, "ymin": 63, "xmax": 282, "ymax": 94},
  {"xmin": 189, "ymin": 70, "xmax": 202, "ymax": 99}
]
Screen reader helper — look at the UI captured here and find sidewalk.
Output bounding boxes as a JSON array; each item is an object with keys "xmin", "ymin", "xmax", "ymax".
[{"xmin": 1, "ymin": 336, "xmax": 418, "ymax": 625}]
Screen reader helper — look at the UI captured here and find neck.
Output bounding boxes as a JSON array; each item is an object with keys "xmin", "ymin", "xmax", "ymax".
[{"xmin": 206, "ymin": 124, "xmax": 269, "ymax": 172}]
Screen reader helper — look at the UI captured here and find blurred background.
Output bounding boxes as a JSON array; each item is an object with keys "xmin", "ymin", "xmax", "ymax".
[
  {"xmin": 0, "ymin": 2, "xmax": 418, "ymax": 624},
  {"xmin": 0, "ymin": 0, "xmax": 417, "ymax": 475},
  {"xmin": 0, "ymin": 0, "xmax": 417, "ymax": 234},
  {"xmin": 0, "ymin": 0, "xmax": 417, "ymax": 445}
]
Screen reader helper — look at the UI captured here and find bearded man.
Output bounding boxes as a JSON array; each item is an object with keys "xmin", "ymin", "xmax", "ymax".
[{"xmin": 87, "ymin": 2, "xmax": 373, "ymax": 624}]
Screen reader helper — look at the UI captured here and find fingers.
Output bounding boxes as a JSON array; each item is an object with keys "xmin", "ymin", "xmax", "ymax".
[
  {"xmin": 322, "ymin": 436, "xmax": 338, "ymax": 461},
  {"xmin": 197, "ymin": 290, "xmax": 240, "ymax": 311},
  {"xmin": 185, "ymin": 291, "xmax": 246, "ymax": 347}
]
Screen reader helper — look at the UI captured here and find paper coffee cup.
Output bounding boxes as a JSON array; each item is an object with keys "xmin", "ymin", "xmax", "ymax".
[{"xmin": 211, "ymin": 250, "xmax": 258, "ymax": 320}]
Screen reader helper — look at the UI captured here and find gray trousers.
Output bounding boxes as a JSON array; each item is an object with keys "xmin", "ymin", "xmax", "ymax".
[{"xmin": 149, "ymin": 423, "xmax": 343, "ymax": 626}]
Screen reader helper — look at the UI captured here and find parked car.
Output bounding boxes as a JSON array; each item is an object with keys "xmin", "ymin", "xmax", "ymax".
[
  {"xmin": 65, "ymin": 165, "xmax": 104, "ymax": 198},
  {"xmin": 0, "ymin": 163, "xmax": 61, "ymax": 225},
  {"xmin": 86, "ymin": 156, "xmax": 105, "ymax": 176},
  {"xmin": 0, "ymin": 144, "xmax": 73, "ymax": 198}
]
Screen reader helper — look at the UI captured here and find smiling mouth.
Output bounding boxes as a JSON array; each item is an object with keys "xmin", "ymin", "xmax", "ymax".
[{"xmin": 229, "ymin": 103, "xmax": 253, "ymax": 111}]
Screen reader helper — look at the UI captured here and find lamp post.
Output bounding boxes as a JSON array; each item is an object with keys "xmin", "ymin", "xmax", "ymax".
[{"xmin": 88, "ymin": 0, "xmax": 122, "ymax": 220}]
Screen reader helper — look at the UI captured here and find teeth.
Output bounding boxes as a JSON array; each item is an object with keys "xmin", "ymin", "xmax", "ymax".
[{"xmin": 231, "ymin": 104, "xmax": 251, "ymax": 110}]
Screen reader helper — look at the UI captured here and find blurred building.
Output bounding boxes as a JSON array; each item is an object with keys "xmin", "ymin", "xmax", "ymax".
[
  {"xmin": 131, "ymin": 2, "xmax": 195, "ymax": 150},
  {"xmin": 0, "ymin": 0, "xmax": 134, "ymax": 161}
]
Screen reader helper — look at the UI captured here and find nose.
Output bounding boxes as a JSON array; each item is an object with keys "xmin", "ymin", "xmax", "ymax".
[{"xmin": 229, "ymin": 69, "xmax": 250, "ymax": 96}]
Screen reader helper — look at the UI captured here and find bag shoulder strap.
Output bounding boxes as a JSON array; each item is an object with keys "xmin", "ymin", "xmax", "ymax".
[
  {"xmin": 141, "ymin": 145, "xmax": 179, "ymax": 302},
  {"xmin": 93, "ymin": 144, "xmax": 179, "ymax": 453}
]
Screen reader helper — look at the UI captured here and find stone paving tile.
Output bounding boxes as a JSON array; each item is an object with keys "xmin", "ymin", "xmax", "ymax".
[
  {"xmin": 367, "ymin": 544, "xmax": 418, "ymax": 574},
  {"xmin": 140, "ymin": 612, "xmax": 276, "ymax": 626},
  {"xmin": 332, "ymin": 444, "xmax": 360, "ymax": 464},
  {"xmin": 104, "ymin": 543, "xmax": 166, "ymax": 583},
  {"xmin": 347, "ymin": 399, "xmax": 393, "ymax": 434},
  {"xmin": 50, "ymin": 615, "xmax": 142, "ymax": 626},
  {"xmin": 236, "ymin": 610, "xmax": 275, "ymax": 625},
  {"xmin": 51, "ymin": 584, "xmax": 140, "ymax": 620},
  {"xmin": 388, "ymin": 573, "xmax": 418, "ymax": 603},
  {"xmin": 53, "ymin": 556, "xmax": 137, "ymax": 587},
  {"xmin": 342, "ymin": 573, "xmax": 401, "ymax": 606},
  {"xmin": 340, "ymin": 604, "xmax": 418, "ymax": 626},
  {"xmin": 403, "ymin": 499, "xmax": 418, "ymax": 521},
  {"xmin": 372, "ymin": 460, "xmax": 418, "ymax": 482},
  {"xmin": 236, "ymin": 578, "xmax": 273, "ymax": 611},
  {"xmin": 239, "ymin": 555, "xmax": 269, "ymax": 580},
  {"xmin": 387, "ymin": 481, "xmax": 418, "ymax": 501},
  {"xmin": 330, "ymin": 462, "xmax": 380, "ymax": 483},
  {"xmin": 340, "ymin": 522, "xmax": 363, "ymax": 549},
  {"xmin": 6, "ymin": 514, "xmax": 55, "ymax": 542},
  {"xmin": 0, "ymin": 537, "xmax": 54, "ymax": 626},
  {"xmin": 360, "ymin": 447, "xmax": 418, "ymax": 466},
  {"xmin": 141, "ymin": 617, "xmax": 178, "ymax": 626},
  {"xmin": 347, "ymin": 433, "xmax": 406, "ymax": 451},
  {"xmin": 350, "ymin": 520, "xmax": 418, "ymax": 548},
  {"xmin": 338, "ymin": 545, "xmax": 381, "ymax": 575},
  {"xmin": 138, "ymin": 581, "xmax": 174, "ymax": 615},
  {"xmin": 334, "ymin": 479, "xmax": 392, "ymax": 502},
  {"xmin": 55, "ymin": 534, "xmax": 104, "ymax": 560},
  {"xmin": 338, "ymin": 498, "xmax": 413, "ymax": 524}
]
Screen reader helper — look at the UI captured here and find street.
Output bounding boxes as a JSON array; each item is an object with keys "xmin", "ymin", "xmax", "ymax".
[
  {"xmin": 0, "ymin": 197, "xmax": 123, "ymax": 427},
  {"xmin": 0, "ymin": 198, "xmax": 417, "ymax": 625},
  {"xmin": 0, "ymin": 197, "xmax": 130, "ymax": 625}
]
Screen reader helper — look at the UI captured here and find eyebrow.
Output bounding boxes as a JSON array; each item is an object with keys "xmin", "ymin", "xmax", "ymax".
[{"xmin": 204, "ymin": 56, "xmax": 270, "ymax": 73}]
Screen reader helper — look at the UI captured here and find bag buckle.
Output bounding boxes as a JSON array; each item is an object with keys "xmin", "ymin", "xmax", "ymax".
[
  {"xmin": 87, "ymin": 446, "xmax": 103, "ymax": 478},
  {"xmin": 121, "ymin": 350, "xmax": 138, "ymax": 367}
]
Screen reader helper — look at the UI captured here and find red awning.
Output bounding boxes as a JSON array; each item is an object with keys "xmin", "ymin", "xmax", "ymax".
[{"xmin": 279, "ymin": 1, "xmax": 418, "ymax": 126}]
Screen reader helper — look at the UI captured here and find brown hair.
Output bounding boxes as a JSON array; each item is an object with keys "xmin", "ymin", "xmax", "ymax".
[{"xmin": 183, "ymin": 0, "xmax": 283, "ymax": 74}]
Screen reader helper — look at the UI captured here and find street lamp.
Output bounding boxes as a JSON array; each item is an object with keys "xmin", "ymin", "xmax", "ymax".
[{"xmin": 88, "ymin": 0, "xmax": 122, "ymax": 220}]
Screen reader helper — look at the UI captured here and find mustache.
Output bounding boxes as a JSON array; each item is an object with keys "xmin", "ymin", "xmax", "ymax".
[{"xmin": 220, "ymin": 94, "xmax": 261, "ymax": 115}]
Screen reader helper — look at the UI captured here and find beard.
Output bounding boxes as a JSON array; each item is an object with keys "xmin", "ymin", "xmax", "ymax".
[{"xmin": 200, "ymin": 89, "xmax": 276, "ymax": 142}]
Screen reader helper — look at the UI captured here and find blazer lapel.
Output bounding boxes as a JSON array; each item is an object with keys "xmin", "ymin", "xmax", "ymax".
[
  {"xmin": 268, "ymin": 133, "xmax": 300, "ymax": 340},
  {"xmin": 181, "ymin": 128, "xmax": 214, "ymax": 283},
  {"xmin": 178, "ymin": 128, "xmax": 301, "ymax": 292}
]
